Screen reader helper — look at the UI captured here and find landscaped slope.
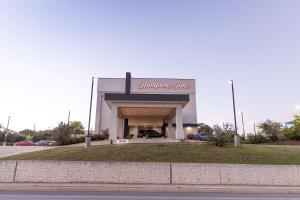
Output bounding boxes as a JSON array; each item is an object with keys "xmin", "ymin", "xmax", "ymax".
[{"xmin": 2, "ymin": 143, "xmax": 300, "ymax": 165}]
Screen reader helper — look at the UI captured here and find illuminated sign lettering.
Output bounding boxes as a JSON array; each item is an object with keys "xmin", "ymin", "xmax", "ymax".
[{"xmin": 139, "ymin": 81, "xmax": 189, "ymax": 90}]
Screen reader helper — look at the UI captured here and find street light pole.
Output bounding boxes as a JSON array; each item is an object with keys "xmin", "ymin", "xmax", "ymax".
[
  {"xmin": 253, "ymin": 122, "xmax": 257, "ymax": 140},
  {"xmin": 296, "ymin": 105, "xmax": 300, "ymax": 115},
  {"xmin": 85, "ymin": 77, "xmax": 94, "ymax": 148},
  {"xmin": 229, "ymin": 80, "xmax": 240, "ymax": 146},
  {"xmin": 67, "ymin": 110, "xmax": 71, "ymax": 125},
  {"xmin": 240, "ymin": 112, "xmax": 245, "ymax": 138},
  {"xmin": 4, "ymin": 116, "xmax": 10, "ymax": 146}
]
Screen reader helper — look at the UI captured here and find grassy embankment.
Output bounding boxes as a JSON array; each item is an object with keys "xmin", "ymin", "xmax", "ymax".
[{"xmin": 2, "ymin": 143, "xmax": 300, "ymax": 165}]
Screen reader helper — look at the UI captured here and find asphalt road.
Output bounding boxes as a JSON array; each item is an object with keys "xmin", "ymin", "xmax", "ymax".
[{"xmin": 1, "ymin": 191, "xmax": 300, "ymax": 200}]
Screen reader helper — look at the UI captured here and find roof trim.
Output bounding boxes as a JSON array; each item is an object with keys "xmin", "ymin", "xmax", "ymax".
[{"xmin": 105, "ymin": 93, "xmax": 189, "ymax": 102}]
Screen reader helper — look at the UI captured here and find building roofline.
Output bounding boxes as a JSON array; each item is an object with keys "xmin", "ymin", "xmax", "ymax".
[{"xmin": 97, "ymin": 77, "xmax": 195, "ymax": 81}]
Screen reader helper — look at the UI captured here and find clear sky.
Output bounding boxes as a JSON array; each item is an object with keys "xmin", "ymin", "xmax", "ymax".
[{"xmin": 0, "ymin": 0, "xmax": 299, "ymax": 134}]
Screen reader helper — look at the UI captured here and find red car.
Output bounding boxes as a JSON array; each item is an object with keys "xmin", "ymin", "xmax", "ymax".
[{"xmin": 15, "ymin": 141, "xmax": 34, "ymax": 146}]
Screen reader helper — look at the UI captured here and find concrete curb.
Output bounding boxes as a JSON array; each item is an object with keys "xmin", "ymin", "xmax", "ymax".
[{"xmin": 1, "ymin": 183, "xmax": 300, "ymax": 194}]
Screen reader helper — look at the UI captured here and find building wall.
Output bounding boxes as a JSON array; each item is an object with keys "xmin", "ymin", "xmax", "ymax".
[{"xmin": 95, "ymin": 77, "xmax": 197, "ymax": 137}]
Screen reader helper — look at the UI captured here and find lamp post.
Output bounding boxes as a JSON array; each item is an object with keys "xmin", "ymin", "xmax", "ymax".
[
  {"xmin": 3, "ymin": 116, "xmax": 10, "ymax": 146},
  {"xmin": 85, "ymin": 77, "xmax": 94, "ymax": 148},
  {"xmin": 67, "ymin": 110, "xmax": 71, "ymax": 125},
  {"xmin": 295, "ymin": 105, "xmax": 300, "ymax": 115},
  {"xmin": 239, "ymin": 111, "xmax": 245, "ymax": 139},
  {"xmin": 229, "ymin": 80, "xmax": 240, "ymax": 146}
]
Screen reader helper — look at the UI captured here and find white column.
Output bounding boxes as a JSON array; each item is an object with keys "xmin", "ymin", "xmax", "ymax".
[
  {"xmin": 168, "ymin": 117, "xmax": 174, "ymax": 139},
  {"xmin": 175, "ymin": 104, "xmax": 184, "ymax": 140},
  {"xmin": 109, "ymin": 103, "xmax": 118, "ymax": 142}
]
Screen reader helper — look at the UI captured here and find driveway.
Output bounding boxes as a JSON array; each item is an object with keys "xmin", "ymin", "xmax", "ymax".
[
  {"xmin": 0, "ymin": 146, "xmax": 53, "ymax": 159},
  {"xmin": 70, "ymin": 138, "xmax": 207, "ymax": 146}
]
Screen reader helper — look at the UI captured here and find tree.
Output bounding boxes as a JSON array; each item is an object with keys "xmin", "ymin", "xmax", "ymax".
[
  {"xmin": 258, "ymin": 120, "xmax": 283, "ymax": 142},
  {"xmin": 68, "ymin": 121, "xmax": 84, "ymax": 136},
  {"xmin": 51, "ymin": 122, "xmax": 71, "ymax": 145},
  {"xmin": 197, "ymin": 123, "xmax": 213, "ymax": 134},
  {"xmin": 19, "ymin": 129, "xmax": 34, "ymax": 135},
  {"xmin": 284, "ymin": 115, "xmax": 300, "ymax": 140},
  {"xmin": 210, "ymin": 124, "xmax": 235, "ymax": 147}
]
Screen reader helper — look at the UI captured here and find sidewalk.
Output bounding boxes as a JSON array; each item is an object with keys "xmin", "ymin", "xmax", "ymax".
[{"xmin": 1, "ymin": 183, "xmax": 300, "ymax": 193}]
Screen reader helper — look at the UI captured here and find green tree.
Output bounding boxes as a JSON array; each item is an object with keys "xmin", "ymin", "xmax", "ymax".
[
  {"xmin": 197, "ymin": 123, "xmax": 213, "ymax": 134},
  {"xmin": 210, "ymin": 124, "xmax": 235, "ymax": 147},
  {"xmin": 258, "ymin": 120, "xmax": 283, "ymax": 142},
  {"xmin": 19, "ymin": 129, "xmax": 34, "ymax": 135},
  {"xmin": 51, "ymin": 122, "xmax": 71, "ymax": 145},
  {"xmin": 283, "ymin": 115, "xmax": 300, "ymax": 140},
  {"xmin": 68, "ymin": 121, "xmax": 84, "ymax": 136}
]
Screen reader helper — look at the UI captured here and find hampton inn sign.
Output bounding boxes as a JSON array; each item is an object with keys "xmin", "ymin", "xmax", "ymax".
[
  {"xmin": 95, "ymin": 72, "xmax": 198, "ymax": 142},
  {"xmin": 138, "ymin": 81, "xmax": 190, "ymax": 90}
]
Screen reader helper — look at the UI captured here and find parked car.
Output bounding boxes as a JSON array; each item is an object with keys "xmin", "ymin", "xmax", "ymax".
[
  {"xmin": 15, "ymin": 141, "xmax": 34, "ymax": 146},
  {"xmin": 34, "ymin": 140, "xmax": 56, "ymax": 146},
  {"xmin": 137, "ymin": 130, "xmax": 164, "ymax": 138},
  {"xmin": 34, "ymin": 140, "xmax": 47, "ymax": 146},
  {"xmin": 195, "ymin": 132, "xmax": 209, "ymax": 141},
  {"xmin": 46, "ymin": 140, "xmax": 57, "ymax": 146}
]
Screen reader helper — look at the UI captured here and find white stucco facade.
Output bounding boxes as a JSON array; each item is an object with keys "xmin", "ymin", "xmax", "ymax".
[{"xmin": 95, "ymin": 73, "xmax": 198, "ymax": 142}]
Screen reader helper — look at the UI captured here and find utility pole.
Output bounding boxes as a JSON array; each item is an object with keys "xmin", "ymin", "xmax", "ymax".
[
  {"xmin": 240, "ymin": 112, "xmax": 245, "ymax": 138},
  {"xmin": 4, "ymin": 116, "xmax": 10, "ymax": 146},
  {"xmin": 67, "ymin": 110, "xmax": 71, "ymax": 125},
  {"xmin": 253, "ymin": 122, "xmax": 256, "ymax": 140},
  {"xmin": 229, "ymin": 80, "xmax": 240, "ymax": 146},
  {"xmin": 85, "ymin": 77, "xmax": 94, "ymax": 148}
]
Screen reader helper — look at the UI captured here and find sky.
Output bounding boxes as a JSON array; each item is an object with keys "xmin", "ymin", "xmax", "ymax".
[{"xmin": 0, "ymin": 0, "xmax": 299, "ymax": 134}]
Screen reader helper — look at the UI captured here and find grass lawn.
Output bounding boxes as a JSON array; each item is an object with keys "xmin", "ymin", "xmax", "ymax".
[{"xmin": 2, "ymin": 143, "xmax": 300, "ymax": 165}]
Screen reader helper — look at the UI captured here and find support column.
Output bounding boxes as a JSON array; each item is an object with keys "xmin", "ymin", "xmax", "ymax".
[
  {"xmin": 168, "ymin": 117, "xmax": 174, "ymax": 139},
  {"xmin": 109, "ymin": 103, "xmax": 118, "ymax": 143},
  {"xmin": 175, "ymin": 105, "xmax": 184, "ymax": 140}
]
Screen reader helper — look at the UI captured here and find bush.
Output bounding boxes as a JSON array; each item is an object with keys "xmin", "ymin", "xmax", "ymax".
[
  {"xmin": 210, "ymin": 124, "xmax": 235, "ymax": 147},
  {"xmin": 246, "ymin": 133, "xmax": 268, "ymax": 144},
  {"xmin": 258, "ymin": 120, "xmax": 283, "ymax": 142},
  {"xmin": 101, "ymin": 128, "xmax": 109, "ymax": 139},
  {"xmin": 77, "ymin": 136, "xmax": 85, "ymax": 143},
  {"xmin": 283, "ymin": 116, "xmax": 300, "ymax": 141},
  {"xmin": 197, "ymin": 123, "xmax": 213, "ymax": 135},
  {"xmin": 126, "ymin": 134, "xmax": 134, "ymax": 139},
  {"xmin": 51, "ymin": 122, "xmax": 71, "ymax": 145},
  {"xmin": 186, "ymin": 134, "xmax": 196, "ymax": 140},
  {"xmin": 0, "ymin": 132, "xmax": 25, "ymax": 143},
  {"xmin": 91, "ymin": 134, "xmax": 106, "ymax": 141},
  {"xmin": 283, "ymin": 128, "xmax": 300, "ymax": 140}
]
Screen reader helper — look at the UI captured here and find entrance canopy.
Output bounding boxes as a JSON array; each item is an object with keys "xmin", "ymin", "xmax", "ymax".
[
  {"xmin": 105, "ymin": 93, "xmax": 189, "ymax": 108},
  {"xmin": 119, "ymin": 107, "xmax": 175, "ymax": 118}
]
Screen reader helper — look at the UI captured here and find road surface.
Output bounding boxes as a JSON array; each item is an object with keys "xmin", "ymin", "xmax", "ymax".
[{"xmin": 0, "ymin": 191, "xmax": 300, "ymax": 200}]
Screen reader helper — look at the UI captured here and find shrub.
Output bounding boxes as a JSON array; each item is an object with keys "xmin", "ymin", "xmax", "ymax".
[
  {"xmin": 101, "ymin": 128, "xmax": 109, "ymax": 139},
  {"xmin": 91, "ymin": 134, "xmax": 106, "ymax": 141},
  {"xmin": 283, "ymin": 128, "xmax": 300, "ymax": 140},
  {"xmin": 186, "ymin": 134, "xmax": 196, "ymax": 140},
  {"xmin": 283, "ymin": 115, "xmax": 300, "ymax": 141},
  {"xmin": 77, "ymin": 136, "xmax": 85, "ymax": 143},
  {"xmin": 258, "ymin": 120, "xmax": 283, "ymax": 142},
  {"xmin": 70, "ymin": 137, "xmax": 78, "ymax": 144},
  {"xmin": 61, "ymin": 137, "xmax": 72, "ymax": 145},
  {"xmin": 126, "ymin": 134, "xmax": 134, "ymax": 139},
  {"xmin": 51, "ymin": 122, "xmax": 71, "ymax": 145},
  {"xmin": 246, "ymin": 133, "xmax": 268, "ymax": 144},
  {"xmin": 197, "ymin": 123, "xmax": 213, "ymax": 135},
  {"xmin": 210, "ymin": 124, "xmax": 235, "ymax": 147}
]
